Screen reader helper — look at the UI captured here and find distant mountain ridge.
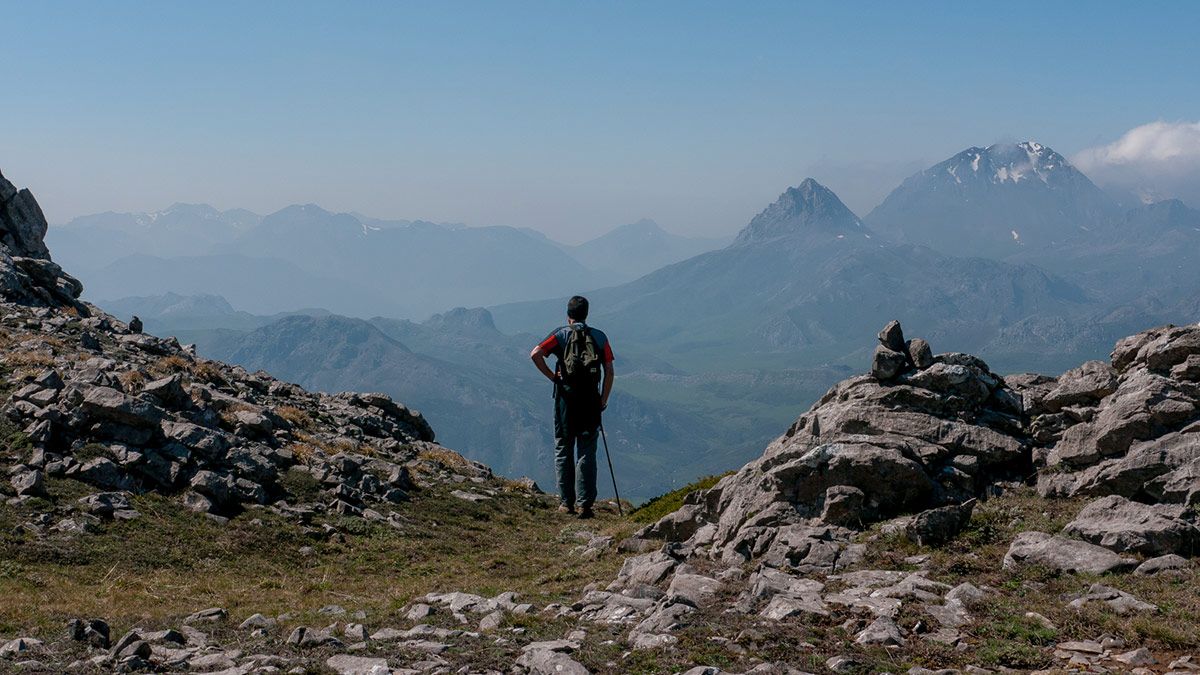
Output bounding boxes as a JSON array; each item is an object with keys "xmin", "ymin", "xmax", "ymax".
[
  {"xmin": 50, "ymin": 203, "xmax": 729, "ymax": 317},
  {"xmin": 564, "ymin": 218, "xmax": 732, "ymax": 282},
  {"xmin": 493, "ymin": 177, "xmax": 1090, "ymax": 369}
]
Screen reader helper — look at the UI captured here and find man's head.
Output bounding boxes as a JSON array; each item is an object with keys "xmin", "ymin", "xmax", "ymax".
[{"xmin": 567, "ymin": 295, "xmax": 589, "ymax": 323}]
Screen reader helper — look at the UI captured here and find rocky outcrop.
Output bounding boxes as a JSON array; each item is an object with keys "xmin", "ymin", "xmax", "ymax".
[
  {"xmin": 0, "ymin": 169, "xmax": 502, "ymax": 523},
  {"xmin": 1034, "ymin": 323, "xmax": 1200, "ymax": 509},
  {"xmin": 637, "ymin": 322, "xmax": 1029, "ymax": 566},
  {"xmin": 0, "ymin": 169, "xmax": 85, "ymax": 310},
  {"xmin": 0, "ymin": 301, "xmax": 473, "ymax": 520}
]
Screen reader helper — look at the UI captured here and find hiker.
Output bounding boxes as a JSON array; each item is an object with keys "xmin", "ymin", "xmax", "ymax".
[{"xmin": 529, "ymin": 295, "xmax": 614, "ymax": 519}]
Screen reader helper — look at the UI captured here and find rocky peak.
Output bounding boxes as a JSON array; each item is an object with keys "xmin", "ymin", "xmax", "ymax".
[
  {"xmin": 0, "ymin": 169, "xmax": 51, "ymax": 259},
  {"xmin": 255, "ymin": 204, "xmax": 363, "ymax": 238},
  {"xmin": 424, "ymin": 307, "xmax": 499, "ymax": 334},
  {"xmin": 0, "ymin": 169, "xmax": 84, "ymax": 309},
  {"xmin": 1121, "ymin": 197, "xmax": 1200, "ymax": 234},
  {"xmin": 867, "ymin": 140, "xmax": 1119, "ymax": 257},
  {"xmin": 733, "ymin": 178, "xmax": 868, "ymax": 245}
]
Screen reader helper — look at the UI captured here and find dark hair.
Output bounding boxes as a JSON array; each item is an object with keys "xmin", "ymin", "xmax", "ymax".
[{"xmin": 567, "ymin": 295, "xmax": 589, "ymax": 322}]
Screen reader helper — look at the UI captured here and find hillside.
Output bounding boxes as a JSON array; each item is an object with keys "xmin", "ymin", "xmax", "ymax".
[{"xmin": 2, "ymin": 166, "xmax": 1199, "ymax": 673}]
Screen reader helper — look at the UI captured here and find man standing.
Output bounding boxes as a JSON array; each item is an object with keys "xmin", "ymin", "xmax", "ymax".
[{"xmin": 530, "ymin": 296, "xmax": 615, "ymax": 519}]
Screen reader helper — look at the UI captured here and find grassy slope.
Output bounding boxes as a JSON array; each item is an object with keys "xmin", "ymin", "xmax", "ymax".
[
  {"xmin": 2, "ymin": 473, "xmax": 1197, "ymax": 674},
  {"xmin": 0, "ymin": 476, "xmax": 633, "ymax": 637}
]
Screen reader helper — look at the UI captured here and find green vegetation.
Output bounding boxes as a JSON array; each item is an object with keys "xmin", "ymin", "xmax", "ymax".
[
  {"xmin": 0, "ymin": 476, "xmax": 634, "ymax": 637},
  {"xmin": 629, "ymin": 472, "xmax": 731, "ymax": 524}
]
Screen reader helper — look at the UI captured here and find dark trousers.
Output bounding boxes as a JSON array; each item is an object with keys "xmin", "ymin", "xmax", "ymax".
[{"xmin": 554, "ymin": 395, "xmax": 598, "ymax": 509}]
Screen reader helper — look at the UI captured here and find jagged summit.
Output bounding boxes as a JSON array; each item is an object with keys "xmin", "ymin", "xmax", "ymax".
[{"xmin": 734, "ymin": 178, "xmax": 869, "ymax": 245}]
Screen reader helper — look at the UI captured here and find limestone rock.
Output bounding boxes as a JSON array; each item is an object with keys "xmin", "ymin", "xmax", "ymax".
[
  {"xmin": 872, "ymin": 345, "xmax": 907, "ymax": 380},
  {"xmin": 907, "ymin": 338, "xmax": 934, "ymax": 369},
  {"xmin": 326, "ymin": 654, "xmax": 389, "ymax": 674},
  {"xmin": 878, "ymin": 320, "xmax": 906, "ymax": 353},
  {"xmin": 855, "ymin": 616, "xmax": 905, "ymax": 646},
  {"xmin": 1063, "ymin": 495, "xmax": 1199, "ymax": 556},
  {"xmin": 1134, "ymin": 553, "xmax": 1191, "ymax": 576},
  {"xmin": 1002, "ymin": 531, "xmax": 1137, "ymax": 574}
]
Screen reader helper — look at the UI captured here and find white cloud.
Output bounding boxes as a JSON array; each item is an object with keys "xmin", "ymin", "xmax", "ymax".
[{"xmin": 1073, "ymin": 121, "xmax": 1200, "ymax": 206}]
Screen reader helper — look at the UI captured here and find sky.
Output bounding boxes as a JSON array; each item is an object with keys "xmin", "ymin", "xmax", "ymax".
[{"xmin": 2, "ymin": 1, "xmax": 1198, "ymax": 242}]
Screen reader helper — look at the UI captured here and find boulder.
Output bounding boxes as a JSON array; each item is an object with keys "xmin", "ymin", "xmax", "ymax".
[
  {"xmin": 326, "ymin": 654, "xmax": 389, "ymax": 674},
  {"xmin": 141, "ymin": 375, "xmax": 188, "ymax": 408},
  {"xmin": 1134, "ymin": 553, "xmax": 1191, "ymax": 576},
  {"xmin": 820, "ymin": 485, "xmax": 865, "ymax": 527},
  {"xmin": 878, "ymin": 320, "xmax": 906, "ymax": 353},
  {"xmin": 514, "ymin": 648, "xmax": 590, "ymax": 675},
  {"xmin": 905, "ymin": 502, "xmax": 974, "ymax": 547},
  {"xmin": 81, "ymin": 387, "xmax": 164, "ymax": 428},
  {"xmin": 1002, "ymin": 531, "xmax": 1137, "ymax": 574},
  {"xmin": 855, "ymin": 616, "xmax": 905, "ymax": 646},
  {"xmin": 872, "ymin": 345, "xmax": 907, "ymax": 381},
  {"xmin": 1063, "ymin": 495, "xmax": 1199, "ymax": 556},
  {"xmin": 1043, "ymin": 360, "xmax": 1118, "ymax": 412},
  {"xmin": 77, "ymin": 492, "xmax": 133, "ymax": 518},
  {"xmin": 907, "ymin": 338, "xmax": 934, "ymax": 369},
  {"xmin": 10, "ymin": 470, "xmax": 46, "ymax": 497},
  {"xmin": 665, "ymin": 573, "xmax": 721, "ymax": 608}
]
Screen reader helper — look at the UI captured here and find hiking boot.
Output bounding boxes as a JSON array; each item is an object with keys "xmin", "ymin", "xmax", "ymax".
[
  {"xmin": 558, "ymin": 503, "xmax": 576, "ymax": 515},
  {"xmin": 577, "ymin": 506, "xmax": 594, "ymax": 520}
]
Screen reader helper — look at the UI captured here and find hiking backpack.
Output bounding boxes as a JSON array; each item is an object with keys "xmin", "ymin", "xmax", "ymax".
[{"xmin": 560, "ymin": 325, "xmax": 602, "ymax": 397}]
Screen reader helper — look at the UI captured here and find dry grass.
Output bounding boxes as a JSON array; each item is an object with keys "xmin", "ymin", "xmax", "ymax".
[
  {"xmin": 117, "ymin": 369, "xmax": 146, "ymax": 392},
  {"xmin": 417, "ymin": 445, "xmax": 474, "ymax": 470},
  {"xmin": 0, "ymin": 477, "xmax": 634, "ymax": 642},
  {"xmin": 149, "ymin": 355, "xmax": 192, "ymax": 377},
  {"xmin": 192, "ymin": 360, "xmax": 226, "ymax": 384},
  {"xmin": 274, "ymin": 405, "xmax": 315, "ymax": 431},
  {"xmin": 286, "ymin": 441, "xmax": 319, "ymax": 466},
  {"xmin": 2, "ymin": 350, "xmax": 54, "ymax": 370}
]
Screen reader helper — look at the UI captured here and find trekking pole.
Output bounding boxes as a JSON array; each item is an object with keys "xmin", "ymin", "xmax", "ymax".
[{"xmin": 598, "ymin": 423, "xmax": 623, "ymax": 516}]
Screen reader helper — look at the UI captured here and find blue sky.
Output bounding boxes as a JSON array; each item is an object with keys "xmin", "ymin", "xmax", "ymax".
[{"xmin": 2, "ymin": 1, "xmax": 1198, "ymax": 240}]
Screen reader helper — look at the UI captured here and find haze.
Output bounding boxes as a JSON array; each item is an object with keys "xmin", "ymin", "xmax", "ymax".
[{"xmin": 3, "ymin": 1, "xmax": 1199, "ymax": 242}]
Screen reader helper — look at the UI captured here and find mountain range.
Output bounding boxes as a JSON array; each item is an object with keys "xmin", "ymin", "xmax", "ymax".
[
  {"xmin": 79, "ymin": 139, "xmax": 1200, "ymax": 496},
  {"xmin": 49, "ymin": 207, "xmax": 727, "ymax": 318}
]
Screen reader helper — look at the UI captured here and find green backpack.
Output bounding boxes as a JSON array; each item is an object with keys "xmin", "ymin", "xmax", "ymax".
[{"xmin": 561, "ymin": 325, "xmax": 602, "ymax": 397}]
